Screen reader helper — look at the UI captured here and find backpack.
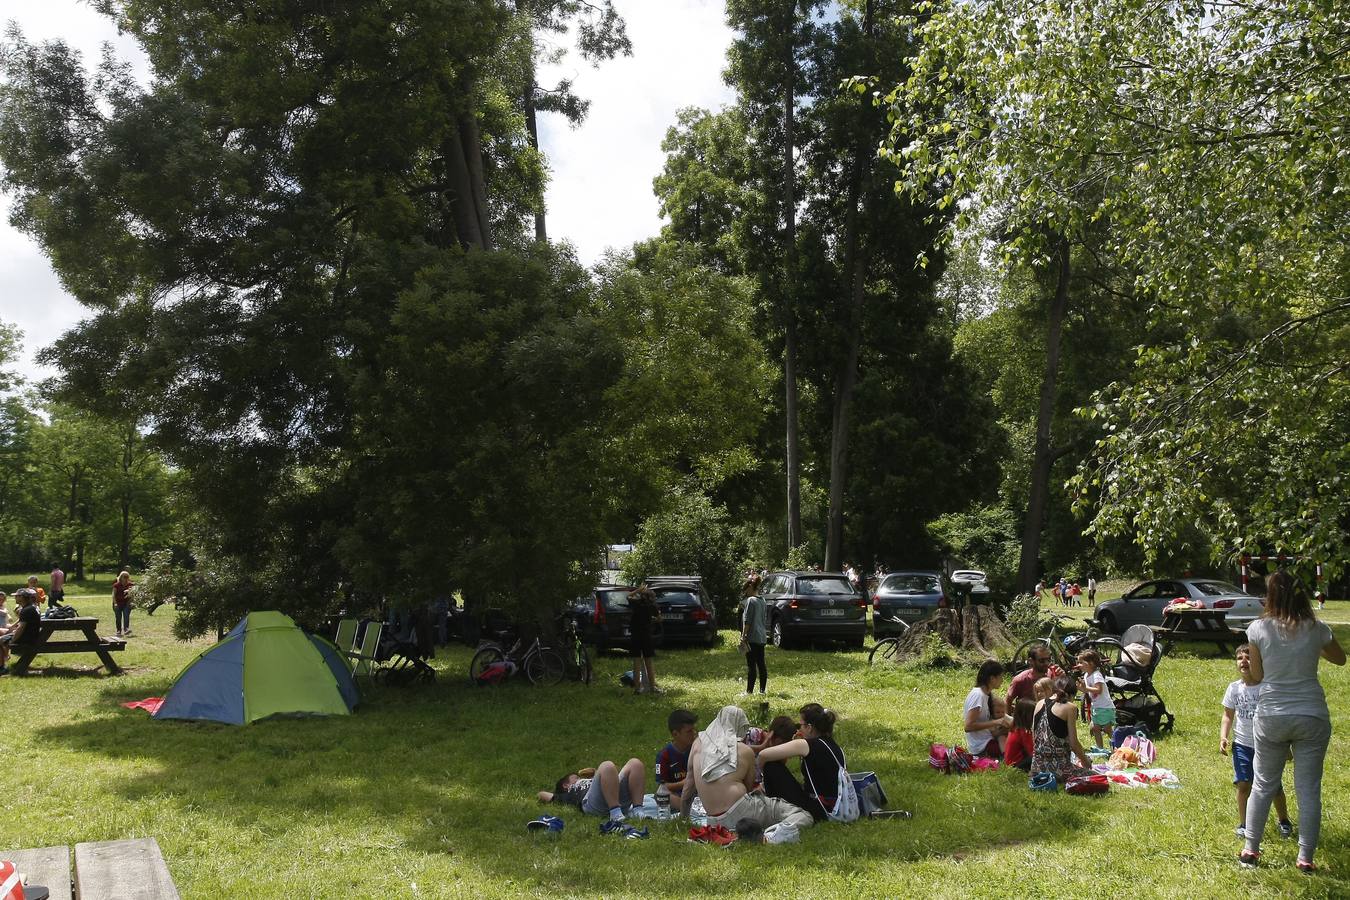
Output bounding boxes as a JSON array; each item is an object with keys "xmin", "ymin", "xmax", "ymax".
[
  {"xmin": 850, "ymin": 771, "xmax": 888, "ymax": 815},
  {"xmin": 1121, "ymin": 730, "xmax": 1157, "ymax": 765},
  {"xmin": 42, "ymin": 604, "xmax": 77, "ymax": 620},
  {"xmin": 948, "ymin": 745, "xmax": 975, "ymax": 775},
  {"xmin": 802, "ymin": 740, "xmax": 860, "ymax": 823},
  {"xmin": 928, "ymin": 743, "xmax": 950, "ymax": 772},
  {"xmin": 475, "ymin": 661, "xmax": 514, "ymax": 685}
]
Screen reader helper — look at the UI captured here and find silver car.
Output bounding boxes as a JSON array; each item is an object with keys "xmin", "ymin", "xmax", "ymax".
[{"xmin": 1093, "ymin": 578, "xmax": 1264, "ymax": 635}]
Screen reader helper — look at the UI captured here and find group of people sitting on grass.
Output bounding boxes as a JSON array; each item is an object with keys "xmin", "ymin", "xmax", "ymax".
[
  {"xmin": 538, "ymin": 702, "xmax": 848, "ymax": 840},
  {"xmin": 961, "ymin": 645, "xmax": 1117, "ymax": 780}
]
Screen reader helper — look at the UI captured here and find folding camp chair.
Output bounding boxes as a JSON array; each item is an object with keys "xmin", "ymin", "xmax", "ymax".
[
  {"xmin": 334, "ymin": 619, "xmax": 358, "ymax": 655},
  {"xmin": 344, "ymin": 622, "xmax": 383, "ymax": 677}
]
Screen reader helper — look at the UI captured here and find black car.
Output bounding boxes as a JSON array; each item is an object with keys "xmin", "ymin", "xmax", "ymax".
[
  {"xmin": 760, "ymin": 570, "xmax": 867, "ymax": 649},
  {"xmin": 646, "ymin": 576, "xmax": 719, "ymax": 647},
  {"xmin": 873, "ymin": 570, "xmax": 949, "ymax": 636},
  {"xmin": 572, "ymin": 584, "xmax": 663, "ymax": 652}
]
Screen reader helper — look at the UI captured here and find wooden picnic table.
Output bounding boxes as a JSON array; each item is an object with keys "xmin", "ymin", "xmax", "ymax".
[
  {"xmin": 1150, "ymin": 607, "xmax": 1246, "ymax": 656},
  {"xmin": 10, "ymin": 617, "xmax": 125, "ymax": 676},
  {"xmin": 2, "ymin": 839, "xmax": 179, "ymax": 899}
]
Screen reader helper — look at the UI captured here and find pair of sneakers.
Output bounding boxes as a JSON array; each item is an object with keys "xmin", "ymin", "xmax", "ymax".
[
  {"xmin": 1234, "ymin": 820, "xmax": 1294, "ymax": 840},
  {"xmin": 687, "ymin": 825, "xmax": 737, "ymax": 846},
  {"xmin": 599, "ymin": 819, "xmax": 649, "ymax": 840}
]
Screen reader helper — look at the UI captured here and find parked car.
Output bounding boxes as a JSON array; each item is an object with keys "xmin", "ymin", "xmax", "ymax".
[
  {"xmin": 1093, "ymin": 578, "xmax": 1264, "ymax": 634},
  {"xmin": 646, "ymin": 576, "xmax": 719, "ymax": 647},
  {"xmin": 873, "ymin": 571, "xmax": 949, "ymax": 637},
  {"xmin": 949, "ymin": 569, "xmax": 992, "ymax": 604},
  {"xmin": 572, "ymin": 584, "xmax": 663, "ymax": 652},
  {"xmin": 760, "ymin": 570, "xmax": 868, "ymax": 649}
]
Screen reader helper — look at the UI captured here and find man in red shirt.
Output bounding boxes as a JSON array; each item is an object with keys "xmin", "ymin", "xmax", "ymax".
[{"xmin": 1005, "ymin": 645, "xmax": 1063, "ymax": 708}]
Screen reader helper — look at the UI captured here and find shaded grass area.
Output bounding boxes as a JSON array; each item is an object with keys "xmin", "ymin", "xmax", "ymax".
[{"xmin": 2, "ymin": 606, "xmax": 1348, "ymax": 898}]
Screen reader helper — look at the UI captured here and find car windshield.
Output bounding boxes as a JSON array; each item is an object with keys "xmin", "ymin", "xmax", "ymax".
[
  {"xmin": 797, "ymin": 576, "xmax": 855, "ymax": 595},
  {"xmin": 601, "ymin": 589, "xmax": 632, "ymax": 610},
  {"xmin": 655, "ymin": 590, "xmax": 699, "ymax": 605},
  {"xmin": 882, "ymin": 574, "xmax": 939, "ymax": 594},
  {"xmin": 1191, "ymin": 581, "xmax": 1246, "ymax": 596}
]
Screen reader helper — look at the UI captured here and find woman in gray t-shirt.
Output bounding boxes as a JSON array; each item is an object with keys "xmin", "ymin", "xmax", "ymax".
[{"xmin": 1241, "ymin": 571, "xmax": 1345, "ymax": 872}]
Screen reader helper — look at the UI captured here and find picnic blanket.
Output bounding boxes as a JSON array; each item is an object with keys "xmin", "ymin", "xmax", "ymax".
[
  {"xmin": 121, "ymin": 697, "xmax": 165, "ymax": 715},
  {"xmin": 1090, "ymin": 765, "xmax": 1179, "ymax": 788}
]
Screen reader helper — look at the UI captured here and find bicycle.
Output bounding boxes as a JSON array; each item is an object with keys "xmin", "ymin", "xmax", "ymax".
[
  {"xmin": 468, "ymin": 634, "xmax": 566, "ymax": 686},
  {"xmin": 1009, "ymin": 613, "xmax": 1117, "ymax": 675},
  {"xmin": 559, "ymin": 616, "xmax": 593, "ymax": 686},
  {"xmin": 867, "ymin": 616, "xmax": 911, "ymax": 666}
]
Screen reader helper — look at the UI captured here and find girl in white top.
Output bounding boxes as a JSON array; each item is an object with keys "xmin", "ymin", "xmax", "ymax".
[
  {"xmin": 1240, "ymin": 571, "xmax": 1345, "ymax": 873},
  {"xmin": 1075, "ymin": 649, "xmax": 1115, "ymax": 748},
  {"xmin": 963, "ymin": 659, "xmax": 1013, "ymax": 757}
]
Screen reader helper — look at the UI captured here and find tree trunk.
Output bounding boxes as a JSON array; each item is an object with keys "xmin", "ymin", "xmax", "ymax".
[
  {"xmin": 825, "ymin": 0, "xmax": 874, "ymax": 572},
  {"xmin": 459, "ymin": 114, "xmax": 494, "ymax": 251},
  {"xmin": 1017, "ymin": 236, "xmax": 1072, "ymax": 592},
  {"xmin": 782, "ymin": 0, "xmax": 802, "ymax": 550},
  {"xmin": 119, "ymin": 425, "xmax": 133, "ymax": 570},
  {"xmin": 444, "ymin": 126, "xmax": 485, "ymax": 250},
  {"xmin": 75, "ymin": 539, "xmax": 85, "ymax": 580},
  {"xmin": 523, "ymin": 74, "xmax": 547, "ymax": 241}
]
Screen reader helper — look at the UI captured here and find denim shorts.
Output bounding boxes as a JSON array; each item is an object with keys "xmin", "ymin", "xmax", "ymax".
[{"xmin": 1232, "ymin": 742, "xmax": 1255, "ymax": 784}]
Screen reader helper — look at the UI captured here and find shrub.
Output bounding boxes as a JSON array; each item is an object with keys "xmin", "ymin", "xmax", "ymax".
[
  {"xmin": 1005, "ymin": 592, "xmax": 1050, "ymax": 641},
  {"xmin": 622, "ymin": 484, "xmax": 744, "ymax": 621}
]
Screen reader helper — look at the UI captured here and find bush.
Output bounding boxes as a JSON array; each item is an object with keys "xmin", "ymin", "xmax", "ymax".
[
  {"xmin": 1004, "ymin": 592, "xmax": 1050, "ymax": 642},
  {"xmin": 926, "ymin": 503, "xmax": 1020, "ymax": 597}
]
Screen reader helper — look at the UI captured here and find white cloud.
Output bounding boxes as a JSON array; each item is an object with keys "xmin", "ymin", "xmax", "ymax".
[{"xmin": 0, "ymin": 0, "xmax": 734, "ymax": 381}]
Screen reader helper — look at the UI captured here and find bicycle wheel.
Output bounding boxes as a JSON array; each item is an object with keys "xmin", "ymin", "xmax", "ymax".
[
  {"xmin": 868, "ymin": 637, "xmax": 903, "ymax": 666},
  {"xmin": 575, "ymin": 645, "xmax": 593, "ymax": 685},
  {"xmin": 526, "ymin": 648, "xmax": 566, "ymax": 686},
  {"xmin": 1010, "ymin": 638, "xmax": 1054, "ymax": 674},
  {"xmin": 469, "ymin": 646, "xmax": 505, "ymax": 684}
]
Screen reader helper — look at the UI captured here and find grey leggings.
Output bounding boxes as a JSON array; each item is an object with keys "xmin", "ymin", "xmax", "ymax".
[{"xmin": 1244, "ymin": 714, "xmax": 1332, "ymax": 861}]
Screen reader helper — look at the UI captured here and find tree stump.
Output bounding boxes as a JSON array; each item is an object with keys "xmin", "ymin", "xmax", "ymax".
[{"xmin": 890, "ymin": 605, "xmax": 1013, "ymax": 661}]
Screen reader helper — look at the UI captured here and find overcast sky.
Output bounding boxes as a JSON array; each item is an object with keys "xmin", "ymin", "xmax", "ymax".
[{"xmin": 0, "ymin": 0, "xmax": 735, "ymax": 381}]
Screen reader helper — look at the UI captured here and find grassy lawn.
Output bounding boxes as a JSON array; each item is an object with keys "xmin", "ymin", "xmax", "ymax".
[{"xmin": 3, "ymin": 602, "xmax": 1348, "ymax": 898}]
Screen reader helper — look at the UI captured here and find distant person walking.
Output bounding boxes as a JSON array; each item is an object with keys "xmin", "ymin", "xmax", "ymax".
[
  {"xmin": 112, "ymin": 570, "xmax": 134, "ymax": 637},
  {"xmin": 742, "ymin": 584, "xmax": 768, "ymax": 696},
  {"xmin": 1240, "ymin": 571, "xmax": 1346, "ymax": 873},
  {"xmin": 1087, "ymin": 575, "xmax": 1097, "ymax": 605},
  {"xmin": 49, "ymin": 564, "xmax": 65, "ymax": 608}
]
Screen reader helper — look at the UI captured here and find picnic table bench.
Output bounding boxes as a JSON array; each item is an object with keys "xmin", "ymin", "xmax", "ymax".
[
  {"xmin": 1149, "ymin": 607, "xmax": 1247, "ymax": 656},
  {"xmin": 2, "ymin": 838, "xmax": 178, "ymax": 899},
  {"xmin": 10, "ymin": 617, "xmax": 125, "ymax": 676}
]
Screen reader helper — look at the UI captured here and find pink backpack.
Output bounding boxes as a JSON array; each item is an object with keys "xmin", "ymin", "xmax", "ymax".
[{"xmin": 928, "ymin": 743, "xmax": 950, "ymax": 772}]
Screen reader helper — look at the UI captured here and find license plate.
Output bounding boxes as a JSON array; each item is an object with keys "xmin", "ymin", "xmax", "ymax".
[
  {"xmin": 818, "ymin": 608, "xmax": 847, "ymax": 617},
  {"xmin": 661, "ymin": 612, "xmax": 683, "ymax": 621}
]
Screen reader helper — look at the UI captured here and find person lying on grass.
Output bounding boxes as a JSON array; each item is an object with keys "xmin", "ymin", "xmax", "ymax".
[
  {"xmin": 686, "ymin": 705, "xmax": 813, "ymax": 833},
  {"xmin": 538, "ymin": 759, "xmax": 647, "ymax": 821}
]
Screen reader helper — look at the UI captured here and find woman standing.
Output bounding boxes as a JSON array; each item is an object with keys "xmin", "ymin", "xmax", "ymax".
[
  {"xmin": 757, "ymin": 703, "xmax": 845, "ymax": 822},
  {"xmin": 741, "ymin": 575, "xmax": 768, "ymax": 696},
  {"xmin": 963, "ymin": 659, "xmax": 1012, "ymax": 758},
  {"xmin": 112, "ymin": 570, "xmax": 134, "ymax": 637},
  {"xmin": 627, "ymin": 584, "xmax": 660, "ymax": 695},
  {"xmin": 1241, "ymin": 571, "xmax": 1345, "ymax": 872}
]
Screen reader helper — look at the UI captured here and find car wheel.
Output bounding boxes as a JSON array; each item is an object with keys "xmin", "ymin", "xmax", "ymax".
[
  {"xmin": 771, "ymin": 620, "xmax": 786, "ymax": 649},
  {"xmin": 1098, "ymin": 610, "xmax": 1118, "ymax": 636}
]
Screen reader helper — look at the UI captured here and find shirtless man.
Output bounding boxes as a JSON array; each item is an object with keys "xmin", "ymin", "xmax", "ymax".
[{"xmin": 686, "ymin": 705, "xmax": 813, "ymax": 832}]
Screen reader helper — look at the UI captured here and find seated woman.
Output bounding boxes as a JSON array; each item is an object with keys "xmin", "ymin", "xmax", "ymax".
[
  {"xmin": 1030, "ymin": 675, "xmax": 1093, "ymax": 781},
  {"xmin": 964, "ymin": 659, "xmax": 1013, "ymax": 758},
  {"xmin": 757, "ymin": 703, "xmax": 846, "ymax": 822}
]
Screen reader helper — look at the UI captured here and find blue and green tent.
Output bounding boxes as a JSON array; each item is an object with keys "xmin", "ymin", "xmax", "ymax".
[{"xmin": 155, "ymin": 610, "xmax": 359, "ymax": 725}]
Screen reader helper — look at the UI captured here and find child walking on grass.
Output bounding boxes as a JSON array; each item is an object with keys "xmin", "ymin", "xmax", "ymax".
[
  {"xmin": 1075, "ymin": 650, "xmax": 1115, "ymax": 748},
  {"xmin": 1221, "ymin": 644, "xmax": 1293, "ymax": 840}
]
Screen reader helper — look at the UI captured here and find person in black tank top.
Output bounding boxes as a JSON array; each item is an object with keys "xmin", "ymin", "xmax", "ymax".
[{"xmin": 756, "ymin": 703, "xmax": 843, "ymax": 822}]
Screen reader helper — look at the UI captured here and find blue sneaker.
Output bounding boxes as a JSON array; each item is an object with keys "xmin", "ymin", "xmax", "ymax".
[
  {"xmin": 599, "ymin": 820, "xmax": 649, "ymax": 839},
  {"xmin": 527, "ymin": 815, "xmax": 565, "ymax": 834}
]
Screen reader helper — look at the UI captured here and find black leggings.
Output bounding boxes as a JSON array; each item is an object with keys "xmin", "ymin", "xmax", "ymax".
[{"xmin": 745, "ymin": 642, "xmax": 767, "ymax": 693}]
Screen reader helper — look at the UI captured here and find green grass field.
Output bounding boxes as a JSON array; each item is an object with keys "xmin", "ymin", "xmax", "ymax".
[{"xmin": 2, "ymin": 596, "xmax": 1348, "ymax": 898}]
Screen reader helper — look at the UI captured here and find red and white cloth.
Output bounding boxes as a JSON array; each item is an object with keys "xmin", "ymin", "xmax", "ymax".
[{"xmin": 2, "ymin": 860, "xmax": 27, "ymax": 900}]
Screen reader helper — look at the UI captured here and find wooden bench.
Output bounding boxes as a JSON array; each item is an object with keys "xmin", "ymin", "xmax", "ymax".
[
  {"xmin": 2, "ymin": 839, "xmax": 179, "ymax": 899},
  {"xmin": 10, "ymin": 618, "xmax": 125, "ymax": 675}
]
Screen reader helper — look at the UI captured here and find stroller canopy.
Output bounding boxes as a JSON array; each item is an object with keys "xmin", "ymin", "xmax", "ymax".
[{"xmin": 155, "ymin": 611, "xmax": 359, "ymax": 725}]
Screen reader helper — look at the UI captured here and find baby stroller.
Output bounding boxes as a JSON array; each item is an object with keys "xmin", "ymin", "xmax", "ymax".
[{"xmin": 1103, "ymin": 625, "xmax": 1174, "ymax": 734}]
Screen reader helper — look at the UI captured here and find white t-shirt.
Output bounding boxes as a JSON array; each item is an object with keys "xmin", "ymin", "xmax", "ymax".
[
  {"xmin": 1222, "ymin": 679, "xmax": 1264, "ymax": 747},
  {"xmin": 1246, "ymin": 617, "xmax": 1334, "ymax": 720},
  {"xmin": 963, "ymin": 687, "xmax": 994, "ymax": 754},
  {"xmin": 1083, "ymin": 670, "xmax": 1113, "ymax": 710},
  {"xmin": 1087, "ymin": 578, "xmax": 1097, "ymax": 592}
]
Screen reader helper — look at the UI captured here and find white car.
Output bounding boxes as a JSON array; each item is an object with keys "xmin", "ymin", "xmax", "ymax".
[{"xmin": 1093, "ymin": 578, "xmax": 1263, "ymax": 634}]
